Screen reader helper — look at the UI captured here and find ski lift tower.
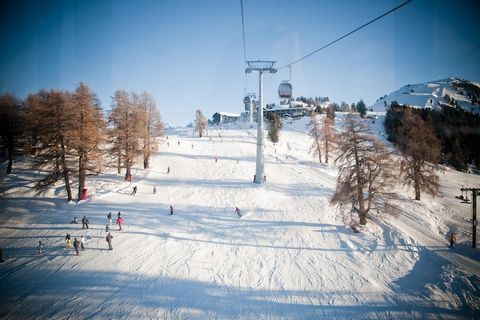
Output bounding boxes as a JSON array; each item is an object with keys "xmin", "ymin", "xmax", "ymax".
[{"xmin": 246, "ymin": 60, "xmax": 276, "ymax": 184}]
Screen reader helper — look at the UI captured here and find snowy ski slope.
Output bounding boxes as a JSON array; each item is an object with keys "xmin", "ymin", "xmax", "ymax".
[{"xmin": 0, "ymin": 118, "xmax": 479, "ymax": 319}]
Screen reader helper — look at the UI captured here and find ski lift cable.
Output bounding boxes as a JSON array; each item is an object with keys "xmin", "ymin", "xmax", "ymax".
[
  {"xmin": 278, "ymin": 0, "xmax": 413, "ymax": 70},
  {"xmin": 240, "ymin": 0, "xmax": 249, "ymax": 93},
  {"xmin": 240, "ymin": 0, "xmax": 247, "ymax": 64}
]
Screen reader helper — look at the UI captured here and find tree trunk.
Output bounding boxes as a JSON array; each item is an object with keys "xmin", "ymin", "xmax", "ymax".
[
  {"xmin": 353, "ymin": 139, "xmax": 366, "ymax": 225},
  {"xmin": 143, "ymin": 157, "xmax": 149, "ymax": 169},
  {"xmin": 316, "ymin": 140, "xmax": 322, "ymax": 164},
  {"xmin": 325, "ymin": 141, "xmax": 329, "ymax": 163},
  {"xmin": 77, "ymin": 154, "xmax": 85, "ymax": 201},
  {"xmin": 414, "ymin": 182, "xmax": 421, "ymax": 201},
  {"xmin": 60, "ymin": 146, "xmax": 72, "ymax": 201},
  {"xmin": 359, "ymin": 212, "xmax": 367, "ymax": 225},
  {"xmin": 117, "ymin": 149, "xmax": 121, "ymax": 174},
  {"xmin": 414, "ymin": 169, "xmax": 421, "ymax": 200}
]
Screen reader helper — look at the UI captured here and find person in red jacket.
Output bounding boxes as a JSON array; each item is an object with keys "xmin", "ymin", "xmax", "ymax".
[{"xmin": 117, "ymin": 216, "xmax": 124, "ymax": 230}]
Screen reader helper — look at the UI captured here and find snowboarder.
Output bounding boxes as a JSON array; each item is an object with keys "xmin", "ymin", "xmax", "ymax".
[
  {"xmin": 70, "ymin": 217, "xmax": 78, "ymax": 224},
  {"xmin": 82, "ymin": 215, "xmax": 89, "ymax": 229},
  {"xmin": 131, "ymin": 185, "xmax": 137, "ymax": 195},
  {"xmin": 107, "ymin": 212, "xmax": 112, "ymax": 226},
  {"xmin": 106, "ymin": 232, "xmax": 113, "ymax": 250},
  {"xmin": 80, "ymin": 235, "xmax": 86, "ymax": 250},
  {"xmin": 235, "ymin": 207, "xmax": 242, "ymax": 217},
  {"xmin": 170, "ymin": 205, "xmax": 174, "ymax": 215},
  {"xmin": 65, "ymin": 233, "xmax": 72, "ymax": 248},
  {"xmin": 117, "ymin": 216, "xmax": 123, "ymax": 230},
  {"xmin": 153, "ymin": 186, "xmax": 156, "ymax": 194},
  {"xmin": 37, "ymin": 241, "xmax": 44, "ymax": 254},
  {"xmin": 106, "ymin": 224, "xmax": 110, "ymax": 233},
  {"xmin": 449, "ymin": 232, "xmax": 456, "ymax": 248},
  {"xmin": 73, "ymin": 238, "xmax": 80, "ymax": 255}
]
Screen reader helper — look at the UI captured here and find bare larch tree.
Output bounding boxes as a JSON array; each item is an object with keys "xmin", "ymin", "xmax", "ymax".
[
  {"xmin": 331, "ymin": 113, "xmax": 397, "ymax": 225},
  {"xmin": 396, "ymin": 108, "xmax": 442, "ymax": 200},
  {"xmin": 195, "ymin": 109, "xmax": 207, "ymax": 138},
  {"xmin": 71, "ymin": 83, "xmax": 106, "ymax": 201}
]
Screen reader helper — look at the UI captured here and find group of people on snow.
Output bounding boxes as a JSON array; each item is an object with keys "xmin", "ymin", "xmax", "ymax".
[{"xmin": 62, "ymin": 233, "xmax": 86, "ymax": 256}]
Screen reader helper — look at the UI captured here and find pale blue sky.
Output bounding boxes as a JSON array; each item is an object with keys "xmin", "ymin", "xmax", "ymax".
[{"xmin": 1, "ymin": 0, "xmax": 479, "ymax": 126}]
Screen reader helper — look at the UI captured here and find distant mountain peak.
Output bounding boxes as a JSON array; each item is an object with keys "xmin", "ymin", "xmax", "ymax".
[{"xmin": 371, "ymin": 78, "xmax": 480, "ymax": 114}]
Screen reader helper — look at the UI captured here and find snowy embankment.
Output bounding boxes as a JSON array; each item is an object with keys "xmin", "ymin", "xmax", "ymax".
[{"xmin": 0, "ymin": 118, "xmax": 479, "ymax": 319}]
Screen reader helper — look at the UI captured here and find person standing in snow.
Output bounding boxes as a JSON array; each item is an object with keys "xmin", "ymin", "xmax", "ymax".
[
  {"xmin": 170, "ymin": 205, "xmax": 174, "ymax": 215},
  {"xmin": 449, "ymin": 232, "xmax": 456, "ymax": 248},
  {"xmin": 37, "ymin": 241, "xmax": 44, "ymax": 254},
  {"xmin": 167, "ymin": 166, "xmax": 170, "ymax": 174},
  {"xmin": 65, "ymin": 233, "xmax": 72, "ymax": 248},
  {"xmin": 82, "ymin": 215, "xmax": 89, "ymax": 229},
  {"xmin": 235, "ymin": 207, "xmax": 242, "ymax": 217},
  {"xmin": 73, "ymin": 238, "xmax": 80, "ymax": 255},
  {"xmin": 131, "ymin": 185, "xmax": 137, "ymax": 195},
  {"xmin": 107, "ymin": 212, "xmax": 112, "ymax": 226},
  {"xmin": 106, "ymin": 232, "xmax": 113, "ymax": 250},
  {"xmin": 153, "ymin": 186, "xmax": 156, "ymax": 194},
  {"xmin": 117, "ymin": 216, "xmax": 123, "ymax": 230},
  {"xmin": 80, "ymin": 235, "xmax": 86, "ymax": 250}
]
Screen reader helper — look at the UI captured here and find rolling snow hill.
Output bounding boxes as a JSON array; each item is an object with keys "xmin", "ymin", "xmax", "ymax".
[
  {"xmin": 0, "ymin": 117, "xmax": 479, "ymax": 319},
  {"xmin": 370, "ymin": 77, "xmax": 480, "ymax": 114}
]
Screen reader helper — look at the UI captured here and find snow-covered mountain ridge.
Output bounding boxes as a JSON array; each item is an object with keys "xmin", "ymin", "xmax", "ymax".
[{"xmin": 370, "ymin": 77, "xmax": 480, "ymax": 114}]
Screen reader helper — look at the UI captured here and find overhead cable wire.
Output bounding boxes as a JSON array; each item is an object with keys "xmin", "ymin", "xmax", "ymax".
[
  {"xmin": 240, "ymin": 0, "xmax": 248, "ymax": 92},
  {"xmin": 240, "ymin": 0, "xmax": 247, "ymax": 63},
  {"xmin": 278, "ymin": 0, "xmax": 413, "ymax": 69}
]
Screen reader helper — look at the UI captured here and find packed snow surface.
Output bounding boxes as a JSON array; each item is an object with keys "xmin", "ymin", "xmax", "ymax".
[{"xmin": 1, "ymin": 118, "xmax": 479, "ymax": 319}]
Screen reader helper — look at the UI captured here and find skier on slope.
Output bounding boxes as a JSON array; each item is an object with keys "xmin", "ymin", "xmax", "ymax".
[
  {"xmin": 106, "ymin": 232, "xmax": 113, "ymax": 250},
  {"xmin": 82, "ymin": 215, "xmax": 89, "ymax": 229},
  {"xmin": 65, "ymin": 233, "xmax": 72, "ymax": 248},
  {"xmin": 37, "ymin": 241, "xmax": 44, "ymax": 255},
  {"xmin": 131, "ymin": 185, "xmax": 137, "ymax": 195},
  {"xmin": 170, "ymin": 205, "xmax": 174, "ymax": 215},
  {"xmin": 117, "ymin": 215, "xmax": 124, "ymax": 230},
  {"xmin": 235, "ymin": 207, "xmax": 242, "ymax": 217},
  {"xmin": 153, "ymin": 186, "xmax": 156, "ymax": 194},
  {"xmin": 449, "ymin": 232, "xmax": 456, "ymax": 248},
  {"xmin": 107, "ymin": 212, "xmax": 112, "ymax": 226},
  {"xmin": 73, "ymin": 238, "xmax": 80, "ymax": 255},
  {"xmin": 80, "ymin": 235, "xmax": 86, "ymax": 250}
]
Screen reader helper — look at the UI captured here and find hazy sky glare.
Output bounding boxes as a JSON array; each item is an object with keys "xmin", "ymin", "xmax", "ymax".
[{"xmin": 1, "ymin": 0, "xmax": 479, "ymax": 126}]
